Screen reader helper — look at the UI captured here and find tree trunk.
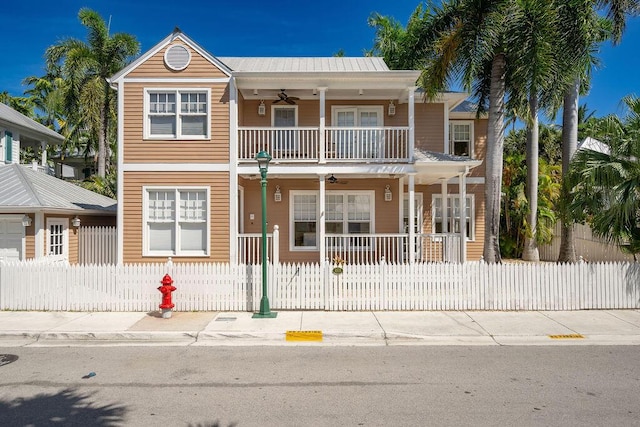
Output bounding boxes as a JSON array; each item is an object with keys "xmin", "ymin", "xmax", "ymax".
[
  {"xmin": 483, "ymin": 53, "xmax": 506, "ymax": 263},
  {"xmin": 522, "ymin": 93, "xmax": 540, "ymax": 261},
  {"xmin": 98, "ymin": 104, "xmax": 107, "ymax": 178},
  {"xmin": 558, "ymin": 79, "xmax": 579, "ymax": 263}
]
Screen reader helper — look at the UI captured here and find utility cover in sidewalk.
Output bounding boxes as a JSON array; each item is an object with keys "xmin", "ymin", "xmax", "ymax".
[
  {"xmin": 548, "ymin": 334, "xmax": 584, "ymax": 339},
  {"xmin": 286, "ymin": 330, "xmax": 323, "ymax": 341}
]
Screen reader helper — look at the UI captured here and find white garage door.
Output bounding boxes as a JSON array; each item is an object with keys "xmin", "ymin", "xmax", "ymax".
[{"xmin": 0, "ymin": 217, "xmax": 24, "ymax": 261}]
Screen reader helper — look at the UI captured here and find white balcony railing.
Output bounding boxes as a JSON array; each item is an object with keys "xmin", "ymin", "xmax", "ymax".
[{"xmin": 238, "ymin": 126, "xmax": 409, "ymax": 162}]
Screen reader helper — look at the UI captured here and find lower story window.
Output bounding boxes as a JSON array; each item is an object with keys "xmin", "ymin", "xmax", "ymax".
[
  {"xmin": 292, "ymin": 193, "xmax": 317, "ymax": 249},
  {"xmin": 145, "ymin": 187, "xmax": 209, "ymax": 256},
  {"xmin": 432, "ymin": 194, "xmax": 475, "ymax": 240}
]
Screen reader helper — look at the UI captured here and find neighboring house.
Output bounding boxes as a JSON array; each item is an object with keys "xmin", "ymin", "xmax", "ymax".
[
  {"xmin": 0, "ymin": 102, "xmax": 63, "ymax": 173},
  {"xmin": 0, "ymin": 163, "xmax": 116, "ymax": 262},
  {"xmin": 108, "ymin": 29, "xmax": 487, "ymax": 265}
]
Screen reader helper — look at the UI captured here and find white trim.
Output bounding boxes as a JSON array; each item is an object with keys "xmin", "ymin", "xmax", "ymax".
[
  {"xmin": 229, "ymin": 77, "xmax": 239, "ymax": 263},
  {"xmin": 290, "ymin": 190, "xmax": 320, "ymax": 252},
  {"xmin": 143, "ymin": 87, "xmax": 211, "ymax": 140},
  {"xmin": 408, "ymin": 87, "xmax": 415, "ymax": 161},
  {"xmin": 325, "ymin": 189, "xmax": 376, "ymax": 235},
  {"xmin": 117, "ymin": 81, "xmax": 125, "ymax": 264},
  {"xmin": 35, "ymin": 212, "xmax": 44, "ymax": 258},
  {"xmin": 163, "ymin": 43, "xmax": 191, "ymax": 71},
  {"xmin": 443, "ymin": 102, "xmax": 450, "ymax": 155},
  {"xmin": 403, "ymin": 192, "xmax": 424, "ymax": 233},
  {"xmin": 123, "ymin": 77, "xmax": 230, "ymax": 83},
  {"xmin": 46, "ymin": 217, "xmax": 69, "ymax": 262},
  {"xmin": 448, "ymin": 176, "xmax": 484, "ymax": 185},
  {"xmin": 142, "ymin": 186, "xmax": 211, "ymax": 257},
  {"xmin": 432, "ymin": 193, "xmax": 475, "ymax": 241},
  {"xmin": 271, "ymin": 104, "xmax": 299, "ymax": 126},
  {"xmin": 449, "ymin": 120, "xmax": 475, "ymax": 158},
  {"xmin": 122, "ymin": 163, "xmax": 230, "ymax": 172},
  {"xmin": 238, "ymin": 185, "xmax": 245, "ymax": 233}
]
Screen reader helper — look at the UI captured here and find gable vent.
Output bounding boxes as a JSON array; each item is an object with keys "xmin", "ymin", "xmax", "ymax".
[{"xmin": 164, "ymin": 44, "xmax": 191, "ymax": 71}]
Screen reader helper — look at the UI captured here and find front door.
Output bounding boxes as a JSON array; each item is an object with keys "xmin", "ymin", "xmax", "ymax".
[{"xmin": 46, "ymin": 218, "xmax": 69, "ymax": 262}]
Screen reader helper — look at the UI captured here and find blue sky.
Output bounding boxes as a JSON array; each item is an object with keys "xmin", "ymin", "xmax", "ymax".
[{"xmin": 3, "ymin": 0, "xmax": 639, "ymax": 119}]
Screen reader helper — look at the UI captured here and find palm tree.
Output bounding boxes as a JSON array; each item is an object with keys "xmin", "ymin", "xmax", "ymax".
[
  {"xmin": 45, "ymin": 8, "xmax": 139, "ymax": 177},
  {"xmin": 0, "ymin": 92, "xmax": 33, "ymax": 117},
  {"xmin": 557, "ymin": 0, "xmax": 640, "ymax": 263},
  {"xmin": 566, "ymin": 95, "xmax": 640, "ymax": 261}
]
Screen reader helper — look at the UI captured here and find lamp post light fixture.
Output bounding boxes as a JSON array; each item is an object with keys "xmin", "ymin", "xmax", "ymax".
[{"xmin": 253, "ymin": 150, "xmax": 277, "ymax": 318}]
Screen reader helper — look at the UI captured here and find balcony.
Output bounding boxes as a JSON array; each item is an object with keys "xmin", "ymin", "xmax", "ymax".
[{"xmin": 238, "ymin": 127, "xmax": 409, "ymax": 163}]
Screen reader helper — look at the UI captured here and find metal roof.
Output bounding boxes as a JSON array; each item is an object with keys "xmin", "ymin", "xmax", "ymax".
[
  {"xmin": 218, "ymin": 57, "xmax": 390, "ymax": 73},
  {"xmin": 0, "ymin": 164, "xmax": 116, "ymax": 213},
  {"xmin": 0, "ymin": 103, "xmax": 64, "ymax": 142}
]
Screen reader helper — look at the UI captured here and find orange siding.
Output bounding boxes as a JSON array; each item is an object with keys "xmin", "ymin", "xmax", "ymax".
[
  {"xmin": 128, "ymin": 41, "xmax": 228, "ymax": 78},
  {"xmin": 24, "ymin": 224, "xmax": 35, "ymax": 259},
  {"xmin": 415, "ymin": 103, "xmax": 446, "ymax": 152},
  {"xmin": 122, "ymin": 171, "xmax": 230, "ymax": 263},
  {"xmin": 122, "ymin": 83, "xmax": 229, "ymax": 163}
]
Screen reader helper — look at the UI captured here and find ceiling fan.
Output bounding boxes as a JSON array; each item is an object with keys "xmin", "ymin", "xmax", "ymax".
[
  {"xmin": 327, "ymin": 174, "xmax": 348, "ymax": 184},
  {"xmin": 272, "ymin": 89, "xmax": 299, "ymax": 105}
]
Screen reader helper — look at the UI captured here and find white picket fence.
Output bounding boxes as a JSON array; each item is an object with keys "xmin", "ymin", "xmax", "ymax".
[
  {"xmin": 78, "ymin": 226, "xmax": 117, "ymax": 265},
  {"xmin": 1, "ymin": 260, "xmax": 638, "ymax": 311}
]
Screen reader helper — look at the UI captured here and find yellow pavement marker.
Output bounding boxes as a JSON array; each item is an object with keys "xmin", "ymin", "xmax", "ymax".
[
  {"xmin": 548, "ymin": 334, "xmax": 584, "ymax": 339},
  {"xmin": 286, "ymin": 330, "xmax": 323, "ymax": 341}
]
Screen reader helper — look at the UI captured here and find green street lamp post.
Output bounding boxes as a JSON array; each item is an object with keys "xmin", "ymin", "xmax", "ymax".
[{"xmin": 253, "ymin": 150, "xmax": 277, "ymax": 318}]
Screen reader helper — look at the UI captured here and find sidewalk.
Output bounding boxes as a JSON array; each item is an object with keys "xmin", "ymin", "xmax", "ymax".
[{"xmin": 1, "ymin": 309, "xmax": 640, "ymax": 347}]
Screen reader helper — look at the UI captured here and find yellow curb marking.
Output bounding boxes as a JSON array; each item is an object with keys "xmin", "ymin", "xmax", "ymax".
[
  {"xmin": 548, "ymin": 334, "xmax": 584, "ymax": 339},
  {"xmin": 286, "ymin": 330, "xmax": 323, "ymax": 341}
]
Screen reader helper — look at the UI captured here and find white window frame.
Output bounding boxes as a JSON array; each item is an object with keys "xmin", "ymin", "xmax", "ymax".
[
  {"xmin": 144, "ymin": 88, "xmax": 211, "ymax": 140},
  {"xmin": 271, "ymin": 105, "xmax": 299, "ymax": 152},
  {"xmin": 432, "ymin": 194, "xmax": 475, "ymax": 241},
  {"xmin": 403, "ymin": 193, "xmax": 424, "ymax": 233},
  {"xmin": 330, "ymin": 106, "xmax": 384, "ymax": 127},
  {"xmin": 325, "ymin": 190, "xmax": 376, "ymax": 253},
  {"xmin": 143, "ymin": 186, "xmax": 210, "ymax": 257},
  {"xmin": 46, "ymin": 217, "xmax": 69, "ymax": 261},
  {"xmin": 449, "ymin": 120, "xmax": 474, "ymax": 158},
  {"xmin": 289, "ymin": 190, "xmax": 319, "ymax": 252}
]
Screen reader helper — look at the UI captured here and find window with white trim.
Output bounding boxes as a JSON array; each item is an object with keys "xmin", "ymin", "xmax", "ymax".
[
  {"xmin": 145, "ymin": 188, "xmax": 209, "ymax": 256},
  {"xmin": 326, "ymin": 193, "xmax": 372, "ymax": 234},
  {"xmin": 272, "ymin": 106, "xmax": 298, "ymax": 152},
  {"xmin": 146, "ymin": 89, "xmax": 209, "ymax": 139},
  {"xmin": 403, "ymin": 193, "xmax": 424, "ymax": 233},
  {"xmin": 432, "ymin": 194, "xmax": 475, "ymax": 240},
  {"xmin": 291, "ymin": 192, "xmax": 317, "ymax": 250},
  {"xmin": 449, "ymin": 121, "xmax": 473, "ymax": 157}
]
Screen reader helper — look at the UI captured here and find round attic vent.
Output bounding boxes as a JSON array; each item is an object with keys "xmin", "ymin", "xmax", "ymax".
[{"xmin": 164, "ymin": 44, "xmax": 191, "ymax": 71}]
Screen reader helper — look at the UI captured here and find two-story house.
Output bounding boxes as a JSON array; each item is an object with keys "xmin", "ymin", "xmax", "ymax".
[{"xmin": 109, "ymin": 29, "xmax": 486, "ymax": 265}]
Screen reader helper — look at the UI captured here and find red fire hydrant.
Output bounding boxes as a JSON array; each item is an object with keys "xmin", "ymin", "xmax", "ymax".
[{"xmin": 158, "ymin": 274, "xmax": 177, "ymax": 318}]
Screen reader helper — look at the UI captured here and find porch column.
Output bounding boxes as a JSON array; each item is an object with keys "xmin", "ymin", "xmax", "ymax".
[
  {"xmin": 229, "ymin": 76, "xmax": 239, "ymax": 264},
  {"xmin": 319, "ymin": 175, "xmax": 326, "ymax": 262},
  {"xmin": 398, "ymin": 176, "xmax": 405, "ymax": 233},
  {"xmin": 40, "ymin": 140, "xmax": 47, "ymax": 168},
  {"xmin": 408, "ymin": 86, "xmax": 416, "ymax": 161},
  {"xmin": 318, "ymin": 87, "xmax": 327, "ymax": 164},
  {"xmin": 459, "ymin": 168, "xmax": 468, "ymax": 263},
  {"xmin": 441, "ymin": 179, "xmax": 448, "ymax": 233},
  {"xmin": 408, "ymin": 174, "xmax": 416, "ymax": 263}
]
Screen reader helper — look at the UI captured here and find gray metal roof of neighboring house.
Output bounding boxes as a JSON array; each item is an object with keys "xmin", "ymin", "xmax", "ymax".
[
  {"xmin": 218, "ymin": 57, "xmax": 390, "ymax": 72},
  {"xmin": 0, "ymin": 103, "xmax": 64, "ymax": 142},
  {"xmin": 452, "ymin": 100, "xmax": 479, "ymax": 113},
  {"xmin": 414, "ymin": 149, "xmax": 477, "ymax": 163},
  {"xmin": 578, "ymin": 136, "xmax": 610, "ymax": 155},
  {"xmin": 0, "ymin": 164, "xmax": 116, "ymax": 213}
]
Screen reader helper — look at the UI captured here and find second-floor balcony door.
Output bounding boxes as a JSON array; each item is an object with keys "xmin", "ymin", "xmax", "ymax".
[
  {"xmin": 333, "ymin": 107, "xmax": 382, "ymax": 159},
  {"xmin": 273, "ymin": 106, "xmax": 298, "ymax": 155}
]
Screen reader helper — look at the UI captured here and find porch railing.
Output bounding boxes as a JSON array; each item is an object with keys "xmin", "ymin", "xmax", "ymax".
[
  {"xmin": 237, "ymin": 226, "xmax": 279, "ymax": 265},
  {"xmin": 238, "ymin": 126, "xmax": 409, "ymax": 162}
]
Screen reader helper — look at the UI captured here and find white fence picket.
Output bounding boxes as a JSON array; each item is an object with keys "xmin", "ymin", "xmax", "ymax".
[{"xmin": 1, "ymin": 260, "xmax": 639, "ymax": 312}]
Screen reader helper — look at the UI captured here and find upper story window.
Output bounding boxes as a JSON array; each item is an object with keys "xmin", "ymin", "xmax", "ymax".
[
  {"xmin": 145, "ymin": 89, "xmax": 210, "ymax": 140},
  {"xmin": 449, "ymin": 121, "xmax": 474, "ymax": 157}
]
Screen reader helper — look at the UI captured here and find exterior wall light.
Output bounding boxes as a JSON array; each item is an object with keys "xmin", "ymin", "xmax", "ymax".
[
  {"xmin": 22, "ymin": 214, "xmax": 32, "ymax": 227},
  {"xmin": 274, "ymin": 185, "xmax": 282, "ymax": 202},
  {"xmin": 388, "ymin": 100, "xmax": 396, "ymax": 116},
  {"xmin": 72, "ymin": 216, "xmax": 81, "ymax": 227},
  {"xmin": 258, "ymin": 100, "xmax": 266, "ymax": 116},
  {"xmin": 384, "ymin": 185, "xmax": 392, "ymax": 202}
]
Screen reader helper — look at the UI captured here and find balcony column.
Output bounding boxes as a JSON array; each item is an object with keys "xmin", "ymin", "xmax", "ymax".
[
  {"xmin": 318, "ymin": 87, "xmax": 327, "ymax": 164},
  {"xmin": 440, "ymin": 179, "xmax": 448, "ymax": 233},
  {"xmin": 459, "ymin": 167, "xmax": 469, "ymax": 263},
  {"xmin": 408, "ymin": 86, "xmax": 416, "ymax": 161},
  {"xmin": 40, "ymin": 140, "xmax": 47, "ymax": 168},
  {"xmin": 319, "ymin": 174, "xmax": 326, "ymax": 262},
  {"xmin": 408, "ymin": 174, "xmax": 416, "ymax": 263}
]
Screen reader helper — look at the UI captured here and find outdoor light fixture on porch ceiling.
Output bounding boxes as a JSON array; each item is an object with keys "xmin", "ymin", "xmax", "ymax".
[
  {"xmin": 22, "ymin": 214, "xmax": 32, "ymax": 227},
  {"xmin": 388, "ymin": 100, "xmax": 396, "ymax": 116},
  {"xmin": 258, "ymin": 100, "xmax": 266, "ymax": 116},
  {"xmin": 384, "ymin": 185, "xmax": 392, "ymax": 202}
]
